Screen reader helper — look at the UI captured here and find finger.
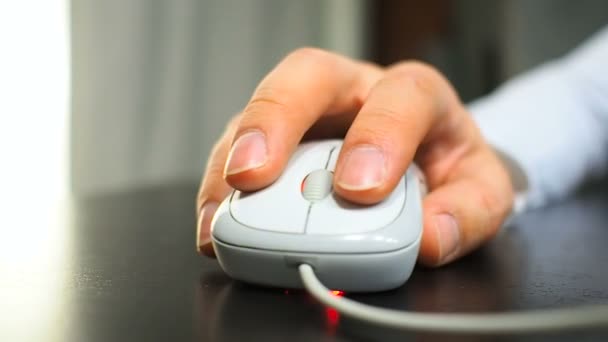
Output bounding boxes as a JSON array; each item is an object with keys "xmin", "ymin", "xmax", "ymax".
[
  {"xmin": 418, "ymin": 149, "xmax": 514, "ymax": 267},
  {"xmin": 334, "ymin": 61, "xmax": 460, "ymax": 204},
  {"xmin": 223, "ymin": 48, "xmax": 383, "ymax": 191},
  {"xmin": 196, "ymin": 116, "xmax": 240, "ymax": 257}
]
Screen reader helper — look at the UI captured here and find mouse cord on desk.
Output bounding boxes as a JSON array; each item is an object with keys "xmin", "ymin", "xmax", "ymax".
[{"xmin": 298, "ymin": 264, "xmax": 608, "ymax": 334}]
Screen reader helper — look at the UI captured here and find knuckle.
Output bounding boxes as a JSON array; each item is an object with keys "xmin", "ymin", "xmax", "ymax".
[
  {"xmin": 288, "ymin": 46, "xmax": 333, "ymax": 62},
  {"xmin": 348, "ymin": 123, "xmax": 394, "ymax": 147},
  {"xmin": 387, "ymin": 60, "xmax": 458, "ymax": 117},
  {"xmin": 245, "ymin": 87, "xmax": 291, "ymax": 118},
  {"xmin": 285, "ymin": 47, "xmax": 339, "ymax": 73},
  {"xmin": 389, "ymin": 62, "xmax": 437, "ymax": 96},
  {"xmin": 364, "ymin": 105, "xmax": 406, "ymax": 127},
  {"xmin": 477, "ymin": 186, "xmax": 504, "ymax": 233},
  {"xmin": 391, "ymin": 59, "xmax": 439, "ymax": 78},
  {"xmin": 360, "ymin": 104, "xmax": 417, "ymax": 138}
]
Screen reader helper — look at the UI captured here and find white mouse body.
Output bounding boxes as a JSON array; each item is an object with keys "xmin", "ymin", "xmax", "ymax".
[{"xmin": 211, "ymin": 139, "xmax": 423, "ymax": 292}]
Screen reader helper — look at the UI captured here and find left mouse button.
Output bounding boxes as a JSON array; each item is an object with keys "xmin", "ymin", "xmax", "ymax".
[
  {"xmin": 228, "ymin": 143, "xmax": 329, "ymax": 234},
  {"xmin": 230, "ymin": 190, "xmax": 307, "ymax": 234}
]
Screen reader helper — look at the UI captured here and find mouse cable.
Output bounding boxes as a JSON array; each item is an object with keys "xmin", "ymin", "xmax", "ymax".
[{"xmin": 298, "ymin": 264, "xmax": 608, "ymax": 334}]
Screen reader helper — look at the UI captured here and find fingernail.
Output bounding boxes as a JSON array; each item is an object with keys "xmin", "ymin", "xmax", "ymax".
[
  {"xmin": 197, "ymin": 202, "xmax": 219, "ymax": 255},
  {"xmin": 435, "ymin": 214, "xmax": 460, "ymax": 262},
  {"xmin": 224, "ymin": 130, "xmax": 267, "ymax": 176},
  {"xmin": 336, "ymin": 145, "xmax": 386, "ymax": 190}
]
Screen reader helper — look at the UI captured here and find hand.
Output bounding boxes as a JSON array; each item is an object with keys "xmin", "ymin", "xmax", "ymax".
[{"xmin": 196, "ymin": 48, "xmax": 514, "ymax": 267}]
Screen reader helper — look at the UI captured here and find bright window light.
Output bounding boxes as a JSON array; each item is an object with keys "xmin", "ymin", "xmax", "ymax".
[
  {"xmin": 0, "ymin": 2, "xmax": 69, "ymax": 199},
  {"xmin": 0, "ymin": 1, "xmax": 71, "ymax": 340}
]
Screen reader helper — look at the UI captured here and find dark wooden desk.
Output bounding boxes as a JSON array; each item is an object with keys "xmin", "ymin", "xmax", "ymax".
[{"xmin": 4, "ymin": 184, "xmax": 608, "ymax": 341}]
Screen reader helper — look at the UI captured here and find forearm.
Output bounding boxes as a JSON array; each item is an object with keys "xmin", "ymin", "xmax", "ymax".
[{"xmin": 469, "ymin": 26, "xmax": 608, "ymax": 211}]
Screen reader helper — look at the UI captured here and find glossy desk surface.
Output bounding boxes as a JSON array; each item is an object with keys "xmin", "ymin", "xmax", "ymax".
[{"xmin": 3, "ymin": 184, "xmax": 608, "ymax": 341}]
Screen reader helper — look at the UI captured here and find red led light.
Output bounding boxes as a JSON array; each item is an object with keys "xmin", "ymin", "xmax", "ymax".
[
  {"xmin": 326, "ymin": 307, "xmax": 340, "ymax": 326},
  {"xmin": 330, "ymin": 290, "xmax": 344, "ymax": 297}
]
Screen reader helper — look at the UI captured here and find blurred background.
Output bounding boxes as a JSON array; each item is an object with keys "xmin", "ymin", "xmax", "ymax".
[
  {"xmin": 0, "ymin": 2, "xmax": 607, "ymax": 339},
  {"xmin": 3, "ymin": 0, "xmax": 608, "ymax": 199}
]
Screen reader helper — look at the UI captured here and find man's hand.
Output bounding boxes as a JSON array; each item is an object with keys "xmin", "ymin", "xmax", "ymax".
[{"xmin": 196, "ymin": 48, "xmax": 514, "ymax": 267}]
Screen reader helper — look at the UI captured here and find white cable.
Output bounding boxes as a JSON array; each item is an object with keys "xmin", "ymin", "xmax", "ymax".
[{"xmin": 298, "ymin": 264, "xmax": 608, "ymax": 334}]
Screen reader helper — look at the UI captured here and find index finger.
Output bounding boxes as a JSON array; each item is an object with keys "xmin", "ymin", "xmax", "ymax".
[{"xmin": 222, "ymin": 48, "xmax": 383, "ymax": 191}]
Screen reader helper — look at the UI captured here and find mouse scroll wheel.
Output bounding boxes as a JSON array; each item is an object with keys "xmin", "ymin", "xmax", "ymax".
[{"xmin": 301, "ymin": 169, "xmax": 333, "ymax": 202}]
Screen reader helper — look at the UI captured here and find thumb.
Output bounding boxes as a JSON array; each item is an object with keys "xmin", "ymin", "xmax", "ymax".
[{"xmin": 417, "ymin": 160, "xmax": 514, "ymax": 267}]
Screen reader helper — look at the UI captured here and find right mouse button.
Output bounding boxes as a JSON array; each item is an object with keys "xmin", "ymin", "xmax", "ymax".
[{"xmin": 305, "ymin": 177, "xmax": 407, "ymax": 235}]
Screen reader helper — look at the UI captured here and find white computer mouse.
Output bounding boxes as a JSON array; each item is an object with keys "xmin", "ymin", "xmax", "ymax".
[{"xmin": 210, "ymin": 139, "xmax": 424, "ymax": 292}]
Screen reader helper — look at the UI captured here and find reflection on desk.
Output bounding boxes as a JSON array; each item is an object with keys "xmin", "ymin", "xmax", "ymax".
[{"xmin": 2, "ymin": 184, "xmax": 608, "ymax": 341}]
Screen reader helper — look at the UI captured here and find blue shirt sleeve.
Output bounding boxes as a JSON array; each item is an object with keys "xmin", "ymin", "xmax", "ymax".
[{"xmin": 469, "ymin": 25, "xmax": 608, "ymax": 211}]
